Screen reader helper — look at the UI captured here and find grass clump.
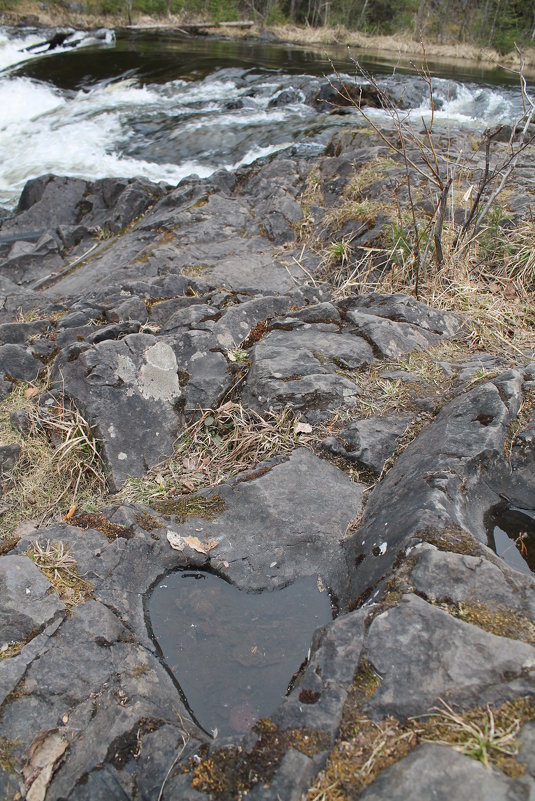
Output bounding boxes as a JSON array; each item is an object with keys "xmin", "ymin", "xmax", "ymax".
[
  {"xmin": 120, "ymin": 401, "xmax": 311, "ymax": 504},
  {"xmin": 26, "ymin": 539, "xmax": 93, "ymax": 608},
  {"xmin": 0, "ymin": 384, "xmax": 107, "ymax": 543},
  {"xmin": 306, "ymin": 697, "xmax": 534, "ymax": 800},
  {"xmin": 419, "ymin": 698, "xmax": 534, "ymax": 775}
]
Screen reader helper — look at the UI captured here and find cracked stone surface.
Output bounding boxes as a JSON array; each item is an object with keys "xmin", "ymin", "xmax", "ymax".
[{"xmin": 0, "ymin": 129, "xmax": 534, "ymax": 801}]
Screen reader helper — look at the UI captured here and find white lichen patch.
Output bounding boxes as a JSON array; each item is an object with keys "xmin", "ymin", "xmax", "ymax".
[
  {"xmin": 139, "ymin": 342, "xmax": 180, "ymax": 402},
  {"xmin": 113, "ymin": 343, "xmax": 181, "ymax": 402}
]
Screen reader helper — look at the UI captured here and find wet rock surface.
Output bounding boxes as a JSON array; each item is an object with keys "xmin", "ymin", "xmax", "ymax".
[{"xmin": 0, "ymin": 130, "xmax": 534, "ymax": 801}]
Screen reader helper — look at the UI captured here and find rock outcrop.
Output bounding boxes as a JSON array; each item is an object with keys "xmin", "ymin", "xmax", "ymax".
[{"xmin": 0, "ymin": 128, "xmax": 534, "ymax": 801}]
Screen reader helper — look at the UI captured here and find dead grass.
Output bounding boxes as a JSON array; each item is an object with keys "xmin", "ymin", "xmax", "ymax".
[
  {"xmin": 119, "ymin": 401, "xmax": 313, "ymax": 504},
  {"xmin": 306, "ymin": 697, "xmax": 534, "ymax": 800},
  {"xmin": 26, "ymin": 539, "xmax": 93, "ymax": 608},
  {"xmin": 0, "ymin": 383, "xmax": 107, "ymax": 543},
  {"xmin": 315, "ymin": 229, "xmax": 535, "ymax": 356}
]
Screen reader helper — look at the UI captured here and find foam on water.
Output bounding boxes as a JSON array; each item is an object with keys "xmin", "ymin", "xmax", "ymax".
[
  {"xmin": 0, "ymin": 30, "xmax": 44, "ymax": 70},
  {"xmin": 0, "ymin": 26, "xmax": 527, "ymax": 209},
  {"xmin": 0, "ymin": 75, "xmax": 214, "ymax": 207}
]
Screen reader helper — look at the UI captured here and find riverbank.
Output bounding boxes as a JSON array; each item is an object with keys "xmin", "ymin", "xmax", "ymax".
[{"xmin": 2, "ymin": 2, "xmax": 535, "ymax": 76}]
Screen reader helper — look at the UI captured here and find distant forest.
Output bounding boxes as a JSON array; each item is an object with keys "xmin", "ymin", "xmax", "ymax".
[{"xmin": 5, "ymin": 0, "xmax": 535, "ymax": 53}]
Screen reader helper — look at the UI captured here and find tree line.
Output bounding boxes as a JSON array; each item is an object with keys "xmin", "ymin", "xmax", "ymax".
[{"xmin": 7, "ymin": 0, "xmax": 535, "ymax": 53}]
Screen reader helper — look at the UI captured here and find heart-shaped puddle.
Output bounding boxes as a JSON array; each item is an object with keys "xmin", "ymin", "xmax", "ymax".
[{"xmin": 147, "ymin": 571, "xmax": 332, "ymax": 737}]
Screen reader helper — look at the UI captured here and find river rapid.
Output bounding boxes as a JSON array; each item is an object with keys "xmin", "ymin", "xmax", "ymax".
[{"xmin": 0, "ymin": 25, "xmax": 530, "ymax": 211}]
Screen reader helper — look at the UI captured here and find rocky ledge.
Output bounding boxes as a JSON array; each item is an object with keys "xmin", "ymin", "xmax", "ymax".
[{"xmin": 0, "ymin": 127, "xmax": 534, "ymax": 801}]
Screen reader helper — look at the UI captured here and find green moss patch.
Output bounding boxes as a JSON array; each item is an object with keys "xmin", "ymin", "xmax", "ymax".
[
  {"xmin": 0, "ymin": 736, "xmax": 19, "ymax": 773},
  {"xmin": 418, "ymin": 525, "xmax": 481, "ymax": 556},
  {"xmin": 446, "ymin": 601, "xmax": 535, "ymax": 644},
  {"xmin": 150, "ymin": 492, "xmax": 225, "ymax": 519},
  {"xmin": 182, "ymin": 720, "xmax": 331, "ymax": 798}
]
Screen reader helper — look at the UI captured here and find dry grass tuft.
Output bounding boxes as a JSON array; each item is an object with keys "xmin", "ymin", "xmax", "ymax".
[
  {"xmin": 0, "ymin": 384, "xmax": 107, "ymax": 542},
  {"xmin": 120, "ymin": 401, "xmax": 312, "ymax": 504},
  {"xmin": 27, "ymin": 539, "xmax": 93, "ymax": 608},
  {"xmin": 306, "ymin": 697, "xmax": 534, "ymax": 800}
]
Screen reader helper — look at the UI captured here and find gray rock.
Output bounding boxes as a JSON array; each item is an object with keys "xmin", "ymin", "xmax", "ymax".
[
  {"xmin": 518, "ymin": 721, "xmax": 535, "ymax": 779},
  {"xmin": 409, "ymin": 543, "xmax": 535, "ymax": 618},
  {"xmin": 350, "ymin": 377, "xmax": 520, "ymax": 601},
  {"xmin": 249, "ymin": 750, "xmax": 316, "ymax": 801},
  {"xmin": 9, "ymin": 408, "xmax": 32, "ymax": 435},
  {"xmin": 166, "ymin": 449, "xmax": 364, "ymax": 600},
  {"xmin": 162, "ymin": 304, "xmax": 219, "ymax": 334},
  {"xmin": 0, "ymin": 555, "xmax": 65, "ymax": 644},
  {"xmin": 0, "ymin": 343, "xmax": 41, "ymax": 381},
  {"xmin": 57, "ymin": 334, "xmax": 182, "ymax": 490},
  {"xmin": 0, "ymin": 443, "xmax": 21, "ymax": 475},
  {"xmin": 0, "ymin": 319, "xmax": 49, "ymax": 345},
  {"xmin": 345, "ymin": 309, "xmax": 441, "ymax": 357},
  {"xmin": 105, "ymin": 297, "xmax": 148, "ymax": 324},
  {"xmin": 321, "ymin": 414, "xmax": 413, "ymax": 474},
  {"xmin": 0, "ymin": 600, "xmax": 201, "ymax": 800},
  {"xmin": 212, "ymin": 295, "xmax": 292, "ymax": 351},
  {"xmin": 242, "ymin": 328, "xmax": 371, "ymax": 414},
  {"xmin": 343, "ymin": 292, "xmax": 464, "ymax": 337},
  {"xmin": 358, "ymin": 742, "xmax": 530, "ymax": 801},
  {"xmin": 168, "ymin": 330, "xmax": 233, "ymax": 411},
  {"xmin": 364, "ymin": 594, "xmax": 535, "ymax": 718},
  {"xmin": 274, "ymin": 607, "xmax": 367, "ymax": 737}
]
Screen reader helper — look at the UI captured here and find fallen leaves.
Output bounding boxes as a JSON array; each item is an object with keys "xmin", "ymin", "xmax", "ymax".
[
  {"xmin": 167, "ymin": 531, "xmax": 219, "ymax": 554},
  {"xmin": 294, "ymin": 421, "xmax": 313, "ymax": 435}
]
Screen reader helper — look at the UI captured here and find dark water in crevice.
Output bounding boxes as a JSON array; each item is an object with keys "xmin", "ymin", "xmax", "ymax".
[
  {"xmin": 146, "ymin": 570, "xmax": 333, "ymax": 738},
  {"xmin": 486, "ymin": 506, "xmax": 535, "ymax": 575}
]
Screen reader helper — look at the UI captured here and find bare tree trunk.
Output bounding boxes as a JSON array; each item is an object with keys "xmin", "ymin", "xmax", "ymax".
[
  {"xmin": 357, "ymin": 0, "xmax": 369, "ymax": 28},
  {"xmin": 125, "ymin": 0, "xmax": 133, "ymax": 25},
  {"xmin": 487, "ymin": 0, "xmax": 502, "ymax": 47}
]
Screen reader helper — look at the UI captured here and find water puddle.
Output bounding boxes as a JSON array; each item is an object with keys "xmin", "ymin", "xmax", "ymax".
[
  {"xmin": 146, "ymin": 571, "xmax": 332, "ymax": 737},
  {"xmin": 486, "ymin": 506, "xmax": 534, "ymax": 575}
]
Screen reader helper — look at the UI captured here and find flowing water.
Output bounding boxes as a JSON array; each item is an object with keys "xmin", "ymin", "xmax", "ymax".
[{"xmin": 0, "ymin": 25, "xmax": 530, "ymax": 210}]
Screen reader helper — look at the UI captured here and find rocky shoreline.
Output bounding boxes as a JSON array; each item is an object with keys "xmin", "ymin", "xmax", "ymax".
[{"xmin": 0, "ymin": 122, "xmax": 534, "ymax": 801}]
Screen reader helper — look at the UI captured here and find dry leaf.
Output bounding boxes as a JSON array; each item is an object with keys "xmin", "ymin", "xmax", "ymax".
[
  {"xmin": 167, "ymin": 530, "xmax": 186, "ymax": 551},
  {"xmin": 63, "ymin": 504, "xmax": 76, "ymax": 522},
  {"xmin": 183, "ymin": 535, "xmax": 218, "ymax": 554},
  {"xmin": 180, "ymin": 479, "xmax": 196, "ymax": 492},
  {"xmin": 463, "ymin": 185, "xmax": 474, "ymax": 202},
  {"xmin": 294, "ymin": 421, "xmax": 313, "ymax": 435},
  {"xmin": 227, "ymin": 350, "xmax": 237, "ymax": 362},
  {"xmin": 24, "ymin": 730, "xmax": 68, "ymax": 801},
  {"xmin": 167, "ymin": 531, "xmax": 218, "ymax": 554},
  {"xmin": 24, "ymin": 387, "xmax": 39, "ymax": 399}
]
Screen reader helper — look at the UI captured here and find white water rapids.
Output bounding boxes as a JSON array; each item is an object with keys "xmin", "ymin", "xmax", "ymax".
[{"xmin": 0, "ymin": 26, "xmax": 527, "ymax": 210}]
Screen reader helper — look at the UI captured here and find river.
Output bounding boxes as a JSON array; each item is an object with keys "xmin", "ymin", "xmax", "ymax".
[{"xmin": 0, "ymin": 25, "xmax": 530, "ymax": 210}]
